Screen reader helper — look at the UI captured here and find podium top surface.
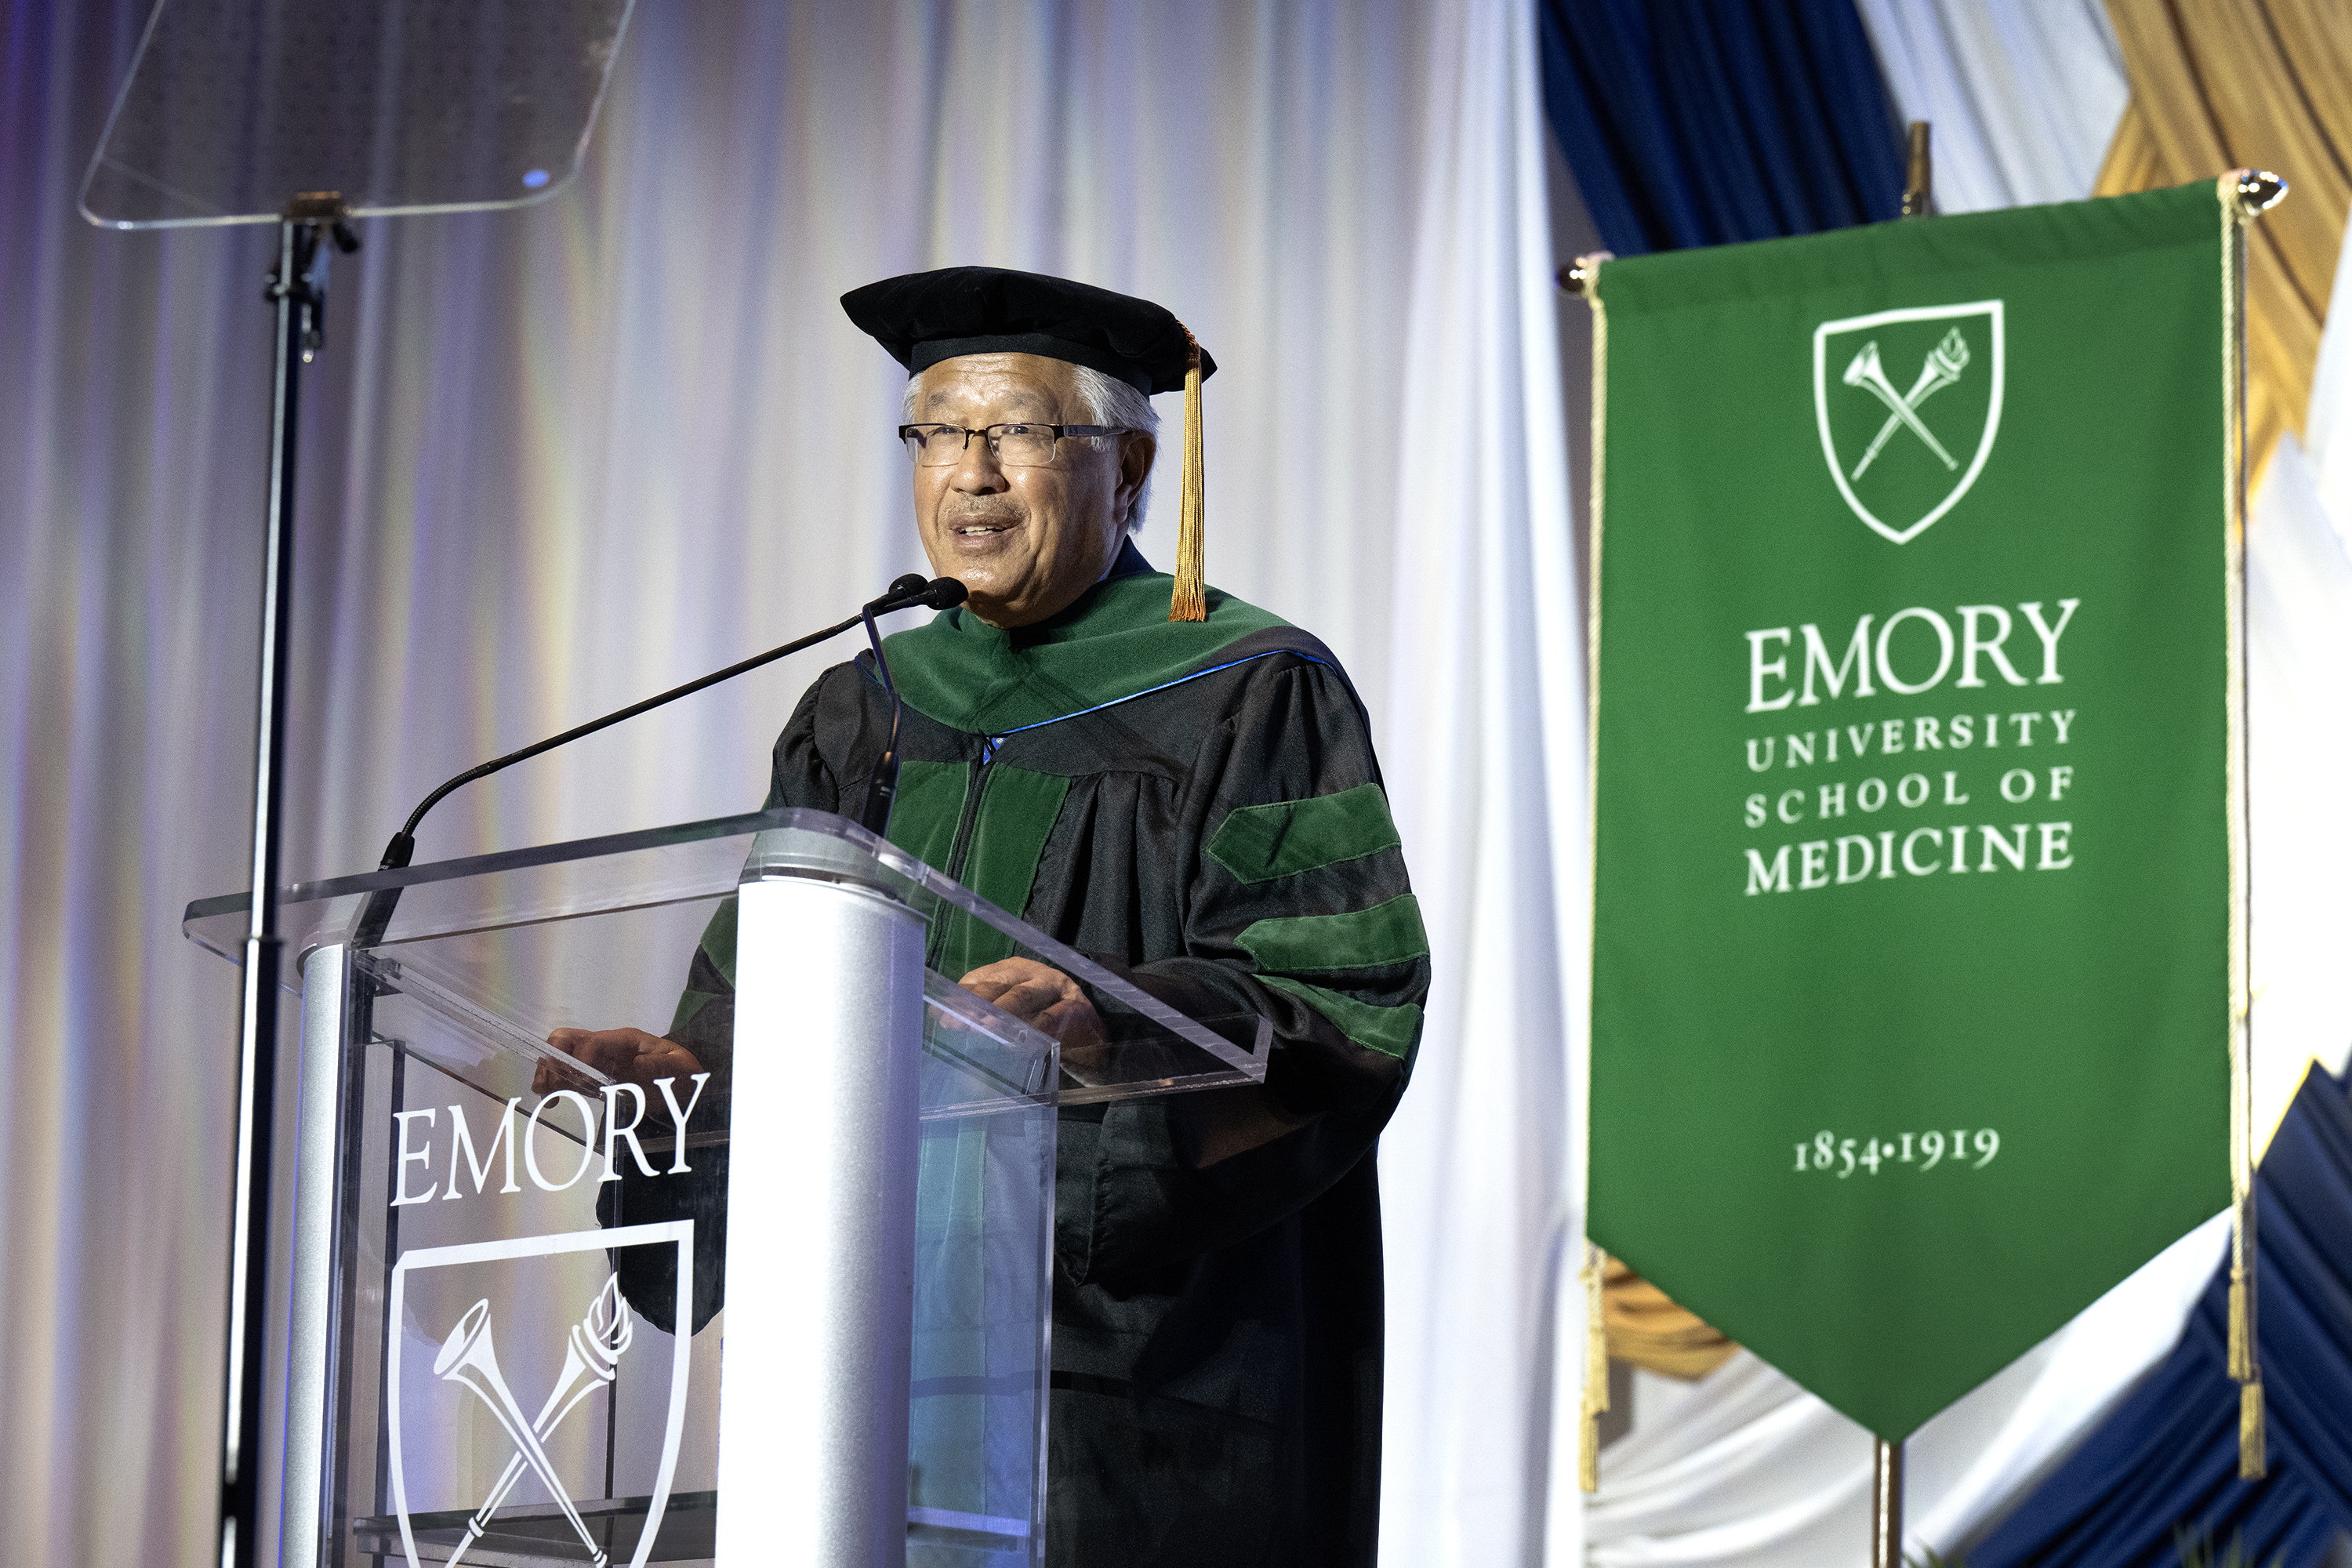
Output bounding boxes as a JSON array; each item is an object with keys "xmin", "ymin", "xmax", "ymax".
[
  {"xmin": 187, "ymin": 808, "xmax": 1270, "ymax": 1105},
  {"xmin": 81, "ymin": 0, "xmax": 636, "ymax": 229}
]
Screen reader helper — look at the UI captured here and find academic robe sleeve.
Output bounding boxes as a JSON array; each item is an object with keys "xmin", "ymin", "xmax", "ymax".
[{"xmin": 1054, "ymin": 658, "xmax": 1427, "ymax": 1286}]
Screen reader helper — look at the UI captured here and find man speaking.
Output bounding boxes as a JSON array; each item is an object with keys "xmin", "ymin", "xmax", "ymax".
[{"xmin": 552, "ymin": 267, "xmax": 1425, "ymax": 1565}]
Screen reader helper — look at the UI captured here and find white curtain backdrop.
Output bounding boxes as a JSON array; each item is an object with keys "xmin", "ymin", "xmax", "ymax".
[
  {"xmin": 1851, "ymin": 0, "xmax": 2130, "ymax": 214},
  {"xmin": 1376, "ymin": 0, "xmax": 1585, "ymax": 1563}
]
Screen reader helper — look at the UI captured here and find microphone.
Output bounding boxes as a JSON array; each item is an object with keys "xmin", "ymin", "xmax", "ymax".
[
  {"xmin": 353, "ymin": 576, "xmax": 965, "ymax": 945},
  {"xmin": 858, "ymin": 575, "xmax": 967, "ymax": 833}
]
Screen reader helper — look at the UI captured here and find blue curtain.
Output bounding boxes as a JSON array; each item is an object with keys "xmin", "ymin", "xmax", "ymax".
[
  {"xmin": 1535, "ymin": 0, "xmax": 1904, "ymax": 256},
  {"xmin": 1970, "ymin": 1065, "xmax": 2352, "ymax": 1568}
]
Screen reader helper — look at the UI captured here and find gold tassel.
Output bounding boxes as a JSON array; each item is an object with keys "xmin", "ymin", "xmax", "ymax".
[
  {"xmin": 2227, "ymin": 1268, "xmax": 2252, "ymax": 1381},
  {"xmin": 2239, "ymin": 1380, "xmax": 2267, "ymax": 1479},
  {"xmin": 1578, "ymin": 1243, "xmax": 1610, "ymax": 1493},
  {"xmin": 1168, "ymin": 330, "xmax": 1207, "ymax": 622},
  {"xmin": 2218, "ymin": 171, "xmax": 2269, "ymax": 1489}
]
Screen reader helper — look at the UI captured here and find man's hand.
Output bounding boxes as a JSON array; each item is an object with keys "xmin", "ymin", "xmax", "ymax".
[
  {"xmin": 956, "ymin": 958, "xmax": 1106, "ymax": 1051},
  {"xmin": 535, "ymin": 1027, "xmax": 706, "ymax": 1096}
]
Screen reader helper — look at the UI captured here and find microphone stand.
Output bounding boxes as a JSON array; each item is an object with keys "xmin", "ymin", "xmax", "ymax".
[
  {"xmin": 354, "ymin": 575, "xmax": 960, "ymax": 946},
  {"xmin": 857, "ymin": 600, "xmax": 909, "ymax": 834}
]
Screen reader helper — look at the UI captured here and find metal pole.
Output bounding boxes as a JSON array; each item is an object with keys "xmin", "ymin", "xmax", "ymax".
[
  {"xmin": 1901, "ymin": 122, "xmax": 1933, "ymax": 218},
  {"xmin": 220, "ymin": 194, "xmax": 352, "ymax": 1568},
  {"xmin": 220, "ymin": 212, "xmax": 305, "ymax": 1568},
  {"xmin": 719, "ymin": 854, "xmax": 926, "ymax": 1566},
  {"xmin": 1858, "ymin": 122, "xmax": 1929, "ymax": 1568},
  {"xmin": 1871, "ymin": 1438, "xmax": 1905, "ymax": 1567}
]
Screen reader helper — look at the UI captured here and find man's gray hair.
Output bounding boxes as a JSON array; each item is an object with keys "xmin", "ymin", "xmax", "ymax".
[{"xmin": 902, "ymin": 364, "xmax": 1160, "ymax": 532}]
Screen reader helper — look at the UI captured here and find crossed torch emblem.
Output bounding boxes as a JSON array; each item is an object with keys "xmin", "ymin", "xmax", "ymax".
[
  {"xmin": 432, "ymin": 1273, "xmax": 635, "ymax": 1567},
  {"xmin": 1841, "ymin": 327, "xmax": 1971, "ymax": 480}
]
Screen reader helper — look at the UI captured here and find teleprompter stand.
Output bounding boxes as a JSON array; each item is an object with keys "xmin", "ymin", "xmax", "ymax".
[{"xmin": 82, "ymin": 5, "xmax": 640, "ymax": 1560}]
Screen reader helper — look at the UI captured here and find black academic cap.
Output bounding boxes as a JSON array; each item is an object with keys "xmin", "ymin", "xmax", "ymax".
[
  {"xmin": 840, "ymin": 266, "xmax": 1216, "ymax": 397},
  {"xmin": 844, "ymin": 266, "xmax": 1217, "ymax": 622}
]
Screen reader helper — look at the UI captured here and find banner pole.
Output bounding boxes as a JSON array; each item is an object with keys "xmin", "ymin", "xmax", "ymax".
[
  {"xmin": 1849, "ymin": 130, "xmax": 1938, "ymax": 1568},
  {"xmin": 1900, "ymin": 122, "xmax": 1933, "ymax": 218},
  {"xmin": 1871, "ymin": 1439, "xmax": 1905, "ymax": 1567}
]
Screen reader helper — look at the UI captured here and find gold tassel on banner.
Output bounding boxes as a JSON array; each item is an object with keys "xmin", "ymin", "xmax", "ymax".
[
  {"xmin": 1573, "ymin": 255, "xmax": 1610, "ymax": 1497},
  {"xmin": 1168, "ymin": 328, "xmax": 1207, "ymax": 622},
  {"xmin": 1577, "ymin": 1243, "xmax": 1609, "ymax": 1493},
  {"xmin": 2227, "ymin": 1269, "xmax": 2252, "ymax": 1382},
  {"xmin": 2219, "ymin": 169, "xmax": 2284, "ymax": 1483}
]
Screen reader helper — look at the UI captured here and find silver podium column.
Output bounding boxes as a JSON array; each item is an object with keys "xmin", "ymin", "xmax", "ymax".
[
  {"xmin": 278, "ymin": 944, "xmax": 350, "ymax": 1568},
  {"xmin": 720, "ymin": 847, "xmax": 927, "ymax": 1565}
]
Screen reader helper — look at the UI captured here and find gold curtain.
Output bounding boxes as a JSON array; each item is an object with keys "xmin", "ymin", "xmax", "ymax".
[
  {"xmin": 2097, "ymin": 0, "xmax": 2351, "ymax": 470},
  {"xmin": 1602, "ymin": 1255, "xmax": 1739, "ymax": 1380}
]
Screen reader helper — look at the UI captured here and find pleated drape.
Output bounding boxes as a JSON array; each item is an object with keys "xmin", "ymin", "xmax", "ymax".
[
  {"xmin": 1536, "ymin": 0, "xmax": 1907, "ymax": 256},
  {"xmin": 1374, "ymin": 2, "xmax": 1589, "ymax": 1563},
  {"xmin": 1970, "ymin": 1069, "xmax": 2352, "ymax": 1568},
  {"xmin": 1852, "ymin": 0, "xmax": 2130, "ymax": 213},
  {"xmin": 2096, "ymin": 0, "xmax": 2351, "ymax": 470}
]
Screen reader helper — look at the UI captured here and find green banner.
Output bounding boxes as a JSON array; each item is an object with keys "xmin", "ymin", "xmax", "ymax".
[{"xmin": 1587, "ymin": 182, "xmax": 2239, "ymax": 1439}]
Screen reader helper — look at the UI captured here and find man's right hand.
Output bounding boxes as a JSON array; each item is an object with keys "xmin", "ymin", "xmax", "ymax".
[
  {"xmin": 956, "ymin": 957, "xmax": 1107, "ymax": 1050},
  {"xmin": 536, "ymin": 1027, "xmax": 705, "ymax": 1096}
]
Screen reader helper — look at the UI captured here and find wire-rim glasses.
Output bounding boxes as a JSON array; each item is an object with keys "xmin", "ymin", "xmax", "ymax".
[{"xmin": 898, "ymin": 422, "xmax": 1136, "ymax": 467}]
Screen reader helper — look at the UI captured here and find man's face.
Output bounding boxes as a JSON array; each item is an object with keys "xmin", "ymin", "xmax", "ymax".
[{"xmin": 908, "ymin": 353, "xmax": 1153, "ymax": 628}]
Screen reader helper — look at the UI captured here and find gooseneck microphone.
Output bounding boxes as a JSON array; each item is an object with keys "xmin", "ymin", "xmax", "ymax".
[
  {"xmin": 859, "ymin": 579, "xmax": 967, "ymax": 834},
  {"xmin": 857, "ymin": 575, "xmax": 965, "ymax": 834},
  {"xmin": 354, "ymin": 575, "xmax": 965, "ymax": 946}
]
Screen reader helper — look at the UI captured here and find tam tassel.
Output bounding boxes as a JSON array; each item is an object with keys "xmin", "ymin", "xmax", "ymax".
[
  {"xmin": 2239, "ymin": 1379, "xmax": 2267, "ymax": 1479},
  {"xmin": 1169, "ymin": 329, "xmax": 1207, "ymax": 622}
]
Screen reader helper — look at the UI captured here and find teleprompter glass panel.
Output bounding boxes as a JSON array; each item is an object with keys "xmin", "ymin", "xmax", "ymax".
[{"xmin": 82, "ymin": 0, "xmax": 637, "ymax": 230}]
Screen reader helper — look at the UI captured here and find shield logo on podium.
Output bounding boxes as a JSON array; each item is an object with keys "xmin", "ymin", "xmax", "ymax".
[
  {"xmin": 1813, "ymin": 299, "xmax": 2005, "ymax": 544},
  {"xmin": 387, "ymin": 1221, "xmax": 696, "ymax": 1568}
]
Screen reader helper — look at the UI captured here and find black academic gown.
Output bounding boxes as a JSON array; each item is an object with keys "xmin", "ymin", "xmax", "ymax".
[{"xmin": 623, "ymin": 546, "xmax": 1427, "ymax": 1566}]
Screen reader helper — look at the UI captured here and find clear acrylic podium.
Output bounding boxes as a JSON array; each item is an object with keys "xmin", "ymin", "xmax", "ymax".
[{"xmin": 184, "ymin": 809, "xmax": 1270, "ymax": 1568}]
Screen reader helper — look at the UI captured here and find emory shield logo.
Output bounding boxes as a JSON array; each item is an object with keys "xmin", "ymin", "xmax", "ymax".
[
  {"xmin": 387, "ymin": 1222, "xmax": 695, "ymax": 1568},
  {"xmin": 1813, "ymin": 300, "xmax": 2005, "ymax": 544}
]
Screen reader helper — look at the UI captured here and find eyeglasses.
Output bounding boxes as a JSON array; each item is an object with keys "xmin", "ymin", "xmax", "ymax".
[{"xmin": 897, "ymin": 422, "xmax": 1136, "ymax": 468}]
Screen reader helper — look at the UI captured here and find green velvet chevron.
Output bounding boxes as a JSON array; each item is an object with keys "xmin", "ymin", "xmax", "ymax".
[
  {"xmin": 1237, "ymin": 894, "xmax": 1428, "ymax": 975},
  {"xmin": 1259, "ymin": 976, "xmax": 1422, "ymax": 1061},
  {"xmin": 1207, "ymin": 782, "xmax": 1403, "ymax": 884}
]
